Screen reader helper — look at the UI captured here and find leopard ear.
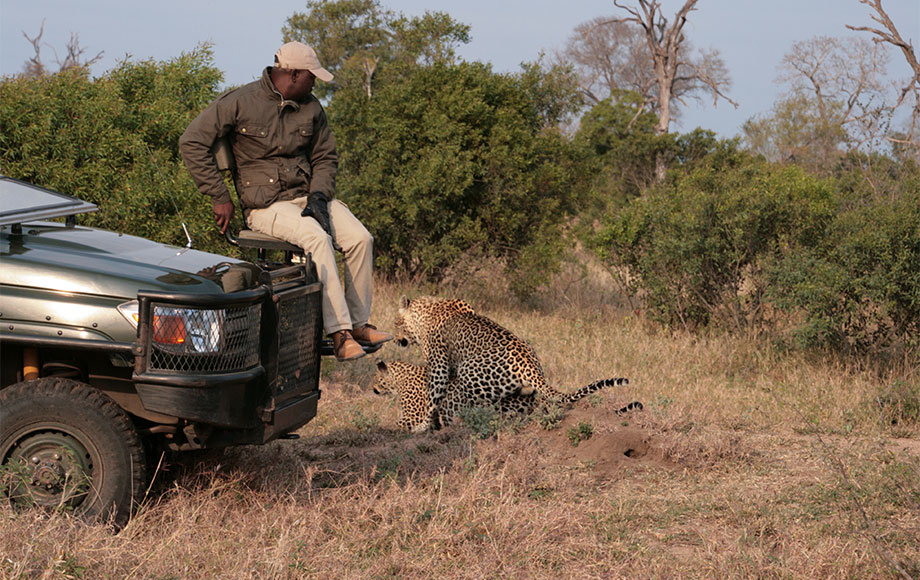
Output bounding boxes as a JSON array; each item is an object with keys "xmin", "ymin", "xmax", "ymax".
[
  {"xmin": 400, "ymin": 295, "xmax": 410, "ymax": 309},
  {"xmin": 375, "ymin": 359, "xmax": 389, "ymax": 372}
]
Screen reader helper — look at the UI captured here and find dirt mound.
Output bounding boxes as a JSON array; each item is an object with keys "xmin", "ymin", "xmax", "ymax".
[{"xmin": 531, "ymin": 403, "xmax": 670, "ymax": 479}]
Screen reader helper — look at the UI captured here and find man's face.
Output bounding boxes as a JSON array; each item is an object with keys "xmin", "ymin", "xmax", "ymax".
[{"xmin": 287, "ymin": 69, "xmax": 316, "ymax": 101}]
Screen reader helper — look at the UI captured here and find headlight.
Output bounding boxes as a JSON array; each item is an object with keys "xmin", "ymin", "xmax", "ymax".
[
  {"xmin": 117, "ymin": 300, "xmax": 222, "ymax": 353},
  {"xmin": 152, "ymin": 306, "xmax": 222, "ymax": 353}
]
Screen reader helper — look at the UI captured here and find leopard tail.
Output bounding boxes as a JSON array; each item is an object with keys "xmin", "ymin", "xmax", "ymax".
[
  {"xmin": 613, "ymin": 400, "xmax": 644, "ymax": 414},
  {"xmin": 558, "ymin": 377, "xmax": 629, "ymax": 405}
]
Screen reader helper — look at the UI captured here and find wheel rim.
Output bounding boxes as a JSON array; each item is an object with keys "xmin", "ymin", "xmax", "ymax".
[{"xmin": 4, "ymin": 427, "xmax": 96, "ymax": 510}]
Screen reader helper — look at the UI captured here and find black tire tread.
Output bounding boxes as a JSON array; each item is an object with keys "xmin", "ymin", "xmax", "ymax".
[{"xmin": 1, "ymin": 377, "xmax": 146, "ymax": 526}]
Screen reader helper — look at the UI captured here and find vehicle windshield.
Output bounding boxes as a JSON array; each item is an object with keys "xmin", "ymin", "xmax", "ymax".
[{"xmin": 0, "ymin": 177, "xmax": 97, "ymax": 226}]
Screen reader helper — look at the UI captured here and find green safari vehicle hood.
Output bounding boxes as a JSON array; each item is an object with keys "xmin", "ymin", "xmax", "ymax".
[
  {"xmin": 0, "ymin": 176, "xmax": 262, "ymax": 343},
  {"xmin": 0, "ymin": 221, "xmax": 254, "ymax": 298}
]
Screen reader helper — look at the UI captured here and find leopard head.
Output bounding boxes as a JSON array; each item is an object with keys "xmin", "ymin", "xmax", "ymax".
[
  {"xmin": 394, "ymin": 295, "xmax": 476, "ymax": 348},
  {"xmin": 373, "ymin": 360, "xmax": 397, "ymax": 395}
]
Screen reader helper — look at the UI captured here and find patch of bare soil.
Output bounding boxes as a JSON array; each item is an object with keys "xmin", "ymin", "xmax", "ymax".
[
  {"xmin": 529, "ymin": 403, "xmax": 671, "ymax": 480},
  {"xmin": 890, "ymin": 436, "xmax": 920, "ymax": 456}
]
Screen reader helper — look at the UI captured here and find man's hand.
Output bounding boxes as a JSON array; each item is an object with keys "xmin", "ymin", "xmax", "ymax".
[
  {"xmin": 301, "ymin": 192, "xmax": 331, "ymax": 234},
  {"xmin": 213, "ymin": 201, "xmax": 235, "ymax": 234}
]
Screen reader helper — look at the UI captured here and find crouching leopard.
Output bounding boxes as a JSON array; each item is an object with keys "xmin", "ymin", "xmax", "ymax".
[
  {"xmin": 393, "ymin": 295, "xmax": 634, "ymax": 429},
  {"xmin": 373, "ymin": 360, "xmax": 642, "ymax": 432}
]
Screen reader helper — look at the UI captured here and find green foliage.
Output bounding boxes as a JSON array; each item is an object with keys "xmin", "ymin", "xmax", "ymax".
[
  {"xmin": 284, "ymin": 0, "xmax": 470, "ymax": 100},
  {"xmin": 329, "ymin": 59, "xmax": 584, "ymax": 291},
  {"xmin": 596, "ymin": 152, "xmax": 835, "ymax": 330},
  {"xmin": 284, "ymin": 1, "xmax": 585, "ymax": 293},
  {"xmin": 349, "ymin": 407, "xmax": 381, "ymax": 432},
  {"xmin": 574, "ymin": 93, "xmax": 668, "ymax": 203},
  {"xmin": 766, "ymin": 185, "xmax": 920, "ymax": 354},
  {"xmin": 0, "ymin": 46, "xmax": 228, "ymax": 254},
  {"xmin": 535, "ymin": 404, "xmax": 566, "ymax": 430},
  {"xmin": 741, "ymin": 93, "xmax": 847, "ymax": 175},
  {"xmin": 458, "ymin": 406, "xmax": 503, "ymax": 439},
  {"xmin": 567, "ymin": 421, "xmax": 594, "ymax": 446},
  {"xmin": 593, "ymin": 139, "xmax": 919, "ymax": 357},
  {"xmin": 574, "ymin": 95, "xmax": 723, "ymax": 210}
]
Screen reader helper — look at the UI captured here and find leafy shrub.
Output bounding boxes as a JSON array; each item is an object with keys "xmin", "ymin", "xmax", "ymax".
[
  {"xmin": 329, "ymin": 59, "xmax": 585, "ymax": 293},
  {"xmin": 458, "ymin": 406, "xmax": 502, "ymax": 439},
  {"xmin": 0, "ymin": 46, "xmax": 229, "ymax": 254},
  {"xmin": 574, "ymin": 94, "xmax": 724, "ymax": 211},
  {"xmin": 567, "ymin": 421, "xmax": 594, "ymax": 446},
  {"xmin": 595, "ymin": 152, "xmax": 835, "ymax": 330},
  {"xmin": 766, "ymin": 185, "xmax": 920, "ymax": 354},
  {"xmin": 594, "ymin": 144, "xmax": 919, "ymax": 358}
]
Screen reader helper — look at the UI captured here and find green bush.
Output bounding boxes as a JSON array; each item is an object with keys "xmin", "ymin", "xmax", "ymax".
[
  {"xmin": 766, "ymin": 186, "xmax": 920, "ymax": 354},
  {"xmin": 0, "ymin": 46, "xmax": 229, "ymax": 254},
  {"xmin": 594, "ymin": 145, "xmax": 919, "ymax": 358},
  {"xmin": 595, "ymin": 153, "xmax": 835, "ymax": 330},
  {"xmin": 329, "ymin": 60, "xmax": 585, "ymax": 293},
  {"xmin": 573, "ymin": 95, "xmax": 724, "ymax": 214}
]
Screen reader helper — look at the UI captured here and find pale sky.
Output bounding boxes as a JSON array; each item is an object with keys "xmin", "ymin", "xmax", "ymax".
[{"xmin": 2, "ymin": 1, "xmax": 918, "ymax": 138}]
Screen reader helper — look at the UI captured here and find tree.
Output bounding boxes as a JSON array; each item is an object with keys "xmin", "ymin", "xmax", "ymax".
[
  {"xmin": 602, "ymin": 0, "xmax": 735, "ymax": 180},
  {"xmin": 283, "ymin": 0, "xmax": 470, "ymax": 99},
  {"xmin": 561, "ymin": 14, "xmax": 729, "ymax": 127},
  {"xmin": 283, "ymin": 0, "xmax": 391, "ymax": 99},
  {"xmin": 282, "ymin": 0, "xmax": 585, "ymax": 292},
  {"xmin": 594, "ymin": 151, "xmax": 836, "ymax": 331},
  {"xmin": 574, "ymin": 91, "xmax": 671, "ymax": 201},
  {"xmin": 329, "ymin": 60, "xmax": 585, "ymax": 292},
  {"xmin": 847, "ymin": 0, "xmax": 920, "ymax": 149},
  {"xmin": 784, "ymin": 36, "xmax": 891, "ymax": 157},
  {"xmin": 561, "ymin": 18, "xmax": 654, "ymax": 109},
  {"xmin": 742, "ymin": 35, "xmax": 891, "ymax": 174},
  {"xmin": 21, "ymin": 20, "xmax": 103, "ymax": 77},
  {"xmin": 742, "ymin": 93, "xmax": 848, "ymax": 173}
]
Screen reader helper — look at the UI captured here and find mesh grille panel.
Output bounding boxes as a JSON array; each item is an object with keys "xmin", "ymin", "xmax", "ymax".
[
  {"xmin": 147, "ymin": 302, "xmax": 261, "ymax": 373},
  {"xmin": 274, "ymin": 285, "xmax": 321, "ymax": 396}
]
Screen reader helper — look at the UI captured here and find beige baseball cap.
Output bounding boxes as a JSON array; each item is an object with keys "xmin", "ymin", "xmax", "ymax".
[{"xmin": 274, "ymin": 41, "xmax": 334, "ymax": 82}]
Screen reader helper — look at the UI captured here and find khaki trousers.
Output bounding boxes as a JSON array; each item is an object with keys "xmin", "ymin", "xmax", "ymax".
[{"xmin": 247, "ymin": 198, "xmax": 374, "ymax": 335}]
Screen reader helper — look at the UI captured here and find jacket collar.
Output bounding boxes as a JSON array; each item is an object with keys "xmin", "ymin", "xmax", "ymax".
[{"xmin": 260, "ymin": 67, "xmax": 301, "ymax": 112}]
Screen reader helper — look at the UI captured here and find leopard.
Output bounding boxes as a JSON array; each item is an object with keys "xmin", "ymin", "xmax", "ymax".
[
  {"xmin": 373, "ymin": 359, "xmax": 642, "ymax": 432},
  {"xmin": 393, "ymin": 295, "xmax": 635, "ymax": 429}
]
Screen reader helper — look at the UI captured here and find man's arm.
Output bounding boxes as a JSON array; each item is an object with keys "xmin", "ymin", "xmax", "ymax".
[
  {"xmin": 179, "ymin": 100, "xmax": 236, "ymax": 231},
  {"xmin": 307, "ymin": 105, "xmax": 338, "ymax": 197}
]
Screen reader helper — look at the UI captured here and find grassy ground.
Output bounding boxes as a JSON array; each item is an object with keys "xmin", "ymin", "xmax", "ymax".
[{"xmin": 2, "ymin": 272, "xmax": 918, "ymax": 579}]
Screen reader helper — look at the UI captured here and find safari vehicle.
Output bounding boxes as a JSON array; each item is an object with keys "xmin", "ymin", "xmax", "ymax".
[{"xmin": 0, "ymin": 175, "xmax": 329, "ymax": 526}]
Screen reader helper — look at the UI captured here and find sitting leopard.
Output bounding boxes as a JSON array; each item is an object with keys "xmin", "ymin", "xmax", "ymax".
[
  {"xmin": 373, "ymin": 360, "xmax": 642, "ymax": 432},
  {"xmin": 394, "ymin": 295, "xmax": 632, "ymax": 429}
]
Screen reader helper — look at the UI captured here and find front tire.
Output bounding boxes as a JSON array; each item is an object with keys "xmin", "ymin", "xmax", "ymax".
[{"xmin": 1, "ymin": 378, "xmax": 146, "ymax": 527}]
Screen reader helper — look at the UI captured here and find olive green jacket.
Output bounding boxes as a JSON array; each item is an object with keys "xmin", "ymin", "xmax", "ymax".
[{"xmin": 179, "ymin": 67, "xmax": 337, "ymax": 213}]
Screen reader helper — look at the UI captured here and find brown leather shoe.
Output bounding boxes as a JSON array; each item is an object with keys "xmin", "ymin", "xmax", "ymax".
[
  {"xmin": 331, "ymin": 330, "xmax": 365, "ymax": 361},
  {"xmin": 351, "ymin": 323, "xmax": 394, "ymax": 347}
]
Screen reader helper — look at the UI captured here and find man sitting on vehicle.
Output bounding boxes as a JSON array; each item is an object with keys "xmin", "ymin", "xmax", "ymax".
[{"xmin": 179, "ymin": 41, "xmax": 392, "ymax": 361}]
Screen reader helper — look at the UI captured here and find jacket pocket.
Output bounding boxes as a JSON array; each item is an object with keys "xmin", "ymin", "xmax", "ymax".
[
  {"xmin": 237, "ymin": 165, "xmax": 280, "ymax": 209},
  {"xmin": 237, "ymin": 125, "xmax": 269, "ymax": 139}
]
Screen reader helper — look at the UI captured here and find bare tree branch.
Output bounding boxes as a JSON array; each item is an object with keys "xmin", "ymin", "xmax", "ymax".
[
  {"xmin": 20, "ymin": 21, "xmax": 103, "ymax": 77},
  {"xmin": 22, "ymin": 20, "xmax": 48, "ymax": 77},
  {"xmin": 604, "ymin": 0, "xmax": 734, "ymax": 180},
  {"xmin": 56, "ymin": 32, "xmax": 103, "ymax": 71},
  {"xmin": 847, "ymin": 0, "xmax": 920, "ymax": 124}
]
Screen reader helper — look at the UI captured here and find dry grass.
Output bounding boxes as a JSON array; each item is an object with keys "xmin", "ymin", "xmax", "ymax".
[{"xmin": 2, "ymin": 270, "xmax": 919, "ymax": 580}]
